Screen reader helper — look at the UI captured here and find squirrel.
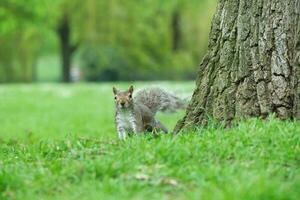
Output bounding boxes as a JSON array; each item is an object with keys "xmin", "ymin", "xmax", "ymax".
[{"xmin": 112, "ymin": 85, "xmax": 185, "ymax": 140}]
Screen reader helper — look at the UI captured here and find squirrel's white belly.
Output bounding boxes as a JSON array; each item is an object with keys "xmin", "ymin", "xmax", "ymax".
[{"xmin": 117, "ymin": 112, "xmax": 136, "ymax": 131}]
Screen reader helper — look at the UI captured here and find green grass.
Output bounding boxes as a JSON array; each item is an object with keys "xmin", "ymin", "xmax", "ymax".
[{"xmin": 0, "ymin": 82, "xmax": 299, "ymax": 200}]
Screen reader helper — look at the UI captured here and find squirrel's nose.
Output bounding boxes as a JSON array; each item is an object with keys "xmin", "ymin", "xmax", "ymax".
[{"xmin": 120, "ymin": 102, "xmax": 125, "ymax": 106}]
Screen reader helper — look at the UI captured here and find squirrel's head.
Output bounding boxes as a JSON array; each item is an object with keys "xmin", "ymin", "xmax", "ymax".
[{"xmin": 113, "ymin": 85, "xmax": 134, "ymax": 109}]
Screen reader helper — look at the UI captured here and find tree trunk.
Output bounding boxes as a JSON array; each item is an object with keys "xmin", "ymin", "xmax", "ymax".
[
  {"xmin": 174, "ymin": 0, "xmax": 300, "ymax": 133},
  {"xmin": 57, "ymin": 14, "xmax": 77, "ymax": 82},
  {"xmin": 172, "ymin": 10, "xmax": 181, "ymax": 51}
]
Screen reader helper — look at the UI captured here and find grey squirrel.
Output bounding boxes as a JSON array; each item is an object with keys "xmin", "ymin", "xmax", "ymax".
[{"xmin": 113, "ymin": 85, "xmax": 185, "ymax": 140}]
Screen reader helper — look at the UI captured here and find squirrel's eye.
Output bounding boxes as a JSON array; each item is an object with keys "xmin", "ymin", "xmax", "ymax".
[
  {"xmin": 114, "ymin": 96, "xmax": 117, "ymax": 100},
  {"xmin": 129, "ymin": 94, "xmax": 132, "ymax": 98}
]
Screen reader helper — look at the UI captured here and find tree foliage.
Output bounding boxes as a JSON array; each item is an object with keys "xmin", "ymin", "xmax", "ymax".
[{"xmin": 0, "ymin": 0, "xmax": 217, "ymax": 82}]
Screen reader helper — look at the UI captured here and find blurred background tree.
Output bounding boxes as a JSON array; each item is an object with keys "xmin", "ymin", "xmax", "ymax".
[{"xmin": 0, "ymin": 0, "xmax": 217, "ymax": 83}]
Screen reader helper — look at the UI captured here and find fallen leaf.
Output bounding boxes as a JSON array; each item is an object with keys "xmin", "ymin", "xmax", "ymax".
[
  {"xmin": 134, "ymin": 173, "xmax": 150, "ymax": 181},
  {"xmin": 161, "ymin": 178, "xmax": 179, "ymax": 187}
]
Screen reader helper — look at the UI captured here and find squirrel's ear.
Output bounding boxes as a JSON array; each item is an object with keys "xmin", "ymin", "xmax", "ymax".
[
  {"xmin": 128, "ymin": 85, "xmax": 134, "ymax": 94},
  {"xmin": 113, "ymin": 87, "xmax": 118, "ymax": 95}
]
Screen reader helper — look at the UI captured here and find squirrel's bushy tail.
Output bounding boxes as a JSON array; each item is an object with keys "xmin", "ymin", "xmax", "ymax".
[{"xmin": 134, "ymin": 87, "xmax": 186, "ymax": 114}]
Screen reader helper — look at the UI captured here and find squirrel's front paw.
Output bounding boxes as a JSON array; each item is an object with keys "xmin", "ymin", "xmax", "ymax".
[{"xmin": 118, "ymin": 131, "xmax": 127, "ymax": 140}]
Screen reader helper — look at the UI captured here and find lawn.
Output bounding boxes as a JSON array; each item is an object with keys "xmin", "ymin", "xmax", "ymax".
[{"xmin": 0, "ymin": 82, "xmax": 299, "ymax": 200}]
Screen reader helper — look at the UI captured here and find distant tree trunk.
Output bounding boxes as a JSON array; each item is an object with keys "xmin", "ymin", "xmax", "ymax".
[
  {"xmin": 32, "ymin": 60, "xmax": 38, "ymax": 82},
  {"xmin": 57, "ymin": 14, "xmax": 78, "ymax": 82},
  {"xmin": 172, "ymin": 10, "xmax": 181, "ymax": 51},
  {"xmin": 174, "ymin": 0, "xmax": 300, "ymax": 133}
]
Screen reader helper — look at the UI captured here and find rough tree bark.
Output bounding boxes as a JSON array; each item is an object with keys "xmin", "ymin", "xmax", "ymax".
[
  {"xmin": 57, "ymin": 14, "xmax": 78, "ymax": 82},
  {"xmin": 174, "ymin": 0, "xmax": 300, "ymax": 133}
]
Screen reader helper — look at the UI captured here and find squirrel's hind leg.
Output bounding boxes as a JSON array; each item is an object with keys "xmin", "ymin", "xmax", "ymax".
[{"xmin": 154, "ymin": 120, "xmax": 168, "ymax": 134}]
